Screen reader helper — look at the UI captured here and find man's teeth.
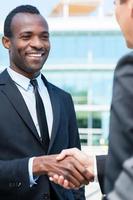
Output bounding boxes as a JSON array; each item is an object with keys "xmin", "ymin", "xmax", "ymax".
[{"xmin": 28, "ymin": 54, "xmax": 42, "ymax": 57}]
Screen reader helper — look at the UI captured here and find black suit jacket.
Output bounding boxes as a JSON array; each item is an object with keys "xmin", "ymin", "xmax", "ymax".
[
  {"xmin": 0, "ymin": 69, "xmax": 85, "ymax": 200},
  {"xmin": 105, "ymin": 52, "xmax": 133, "ymax": 194}
]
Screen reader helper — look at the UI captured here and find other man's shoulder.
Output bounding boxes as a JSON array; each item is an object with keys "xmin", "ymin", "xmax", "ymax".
[{"xmin": 117, "ymin": 51, "xmax": 133, "ymax": 67}]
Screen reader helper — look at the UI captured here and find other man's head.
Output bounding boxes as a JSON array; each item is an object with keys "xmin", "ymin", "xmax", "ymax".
[{"xmin": 114, "ymin": 0, "xmax": 133, "ymax": 48}]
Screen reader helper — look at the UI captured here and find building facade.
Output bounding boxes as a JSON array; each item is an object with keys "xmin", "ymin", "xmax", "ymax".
[{"xmin": 44, "ymin": 16, "xmax": 130, "ymax": 146}]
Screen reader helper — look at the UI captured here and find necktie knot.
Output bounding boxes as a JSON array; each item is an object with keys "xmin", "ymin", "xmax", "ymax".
[{"xmin": 30, "ymin": 79, "xmax": 38, "ymax": 88}]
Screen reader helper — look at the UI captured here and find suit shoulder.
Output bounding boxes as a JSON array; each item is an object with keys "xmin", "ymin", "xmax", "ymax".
[
  {"xmin": 0, "ymin": 69, "xmax": 9, "ymax": 83},
  {"xmin": 0, "ymin": 69, "xmax": 6, "ymax": 77},
  {"xmin": 114, "ymin": 51, "xmax": 133, "ymax": 78},
  {"xmin": 41, "ymin": 74, "xmax": 72, "ymax": 99},
  {"xmin": 116, "ymin": 51, "xmax": 133, "ymax": 68},
  {"xmin": 48, "ymin": 82, "xmax": 71, "ymax": 97}
]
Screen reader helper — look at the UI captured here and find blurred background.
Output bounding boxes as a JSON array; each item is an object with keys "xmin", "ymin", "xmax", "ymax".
[{"xmin": 0, "ymin": 0, "xmax": 131, "ymax": 199}]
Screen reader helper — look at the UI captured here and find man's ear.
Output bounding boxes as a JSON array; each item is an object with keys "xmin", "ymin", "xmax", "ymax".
[
  {"xmin": 2, "ymin": 36, "xmax": 11, "ymax": 49},
  {"xmin": 129, "ymin": 0, "xmax": 133, "ymax": 17}
]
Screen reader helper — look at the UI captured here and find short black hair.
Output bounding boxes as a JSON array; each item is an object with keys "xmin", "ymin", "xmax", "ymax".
[{"xmin": 4, "ymin": 5, "xmax": 40, "ymax": 38}]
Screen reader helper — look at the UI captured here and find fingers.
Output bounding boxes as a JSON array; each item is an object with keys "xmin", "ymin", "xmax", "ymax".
[
  {"xmin": 53, "ymin": 175, "xmax": 66, "ymax": 186},
  {"xmin": 49, "ymin": 167, "xmax": 94, "ymax": 189},
  {"xmin": 49, "ymin": 174, "xmax": 75, "ymax": 189},
  {"xmin": 62, "ymin": 157, "xmax": 90, "ymax": 186},
  {"xmin": 56, "ymin": 148, "xmax": 79, "ymax": 161},
  {"xmin": 82, "ymin": 168, "xmax": 94, "ymax": 182},
  {"xmin": 57, "ymin": 148, "xmax": 90, "ymax": 170},
  {"xmin": 61, "ymin": 166, "xmax": 83, "ymax": 187},
  {"xmin": 48, "ymin": 156, "xmax": 90, "ymax": 188},
  {"xmin": 63, "ymin": 156, "xmax": 94, "ymax": 185},
  {"xmin": 46, "ymin": 154, "xmax": 93, "ymax": 188},
  {"xmin": 57, "ymin": 149, "xmax": 95, "ymax": 183}
]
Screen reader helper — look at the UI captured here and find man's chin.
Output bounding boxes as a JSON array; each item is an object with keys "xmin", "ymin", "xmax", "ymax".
[
  {"xmin": 126, "ymin": 40, "xmax": 133, "ymax": 49},
  {"xmin": 26, "ymin": 64, "xmax": 44, "ymax": 72}
]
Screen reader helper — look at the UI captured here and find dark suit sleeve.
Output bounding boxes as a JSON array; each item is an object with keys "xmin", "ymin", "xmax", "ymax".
[
  {"xmin": 96, "ymin": 155, "xmax": 106, "ymax": 194},
  {"xmin": 108, "ymin": 157, "xmax": 133, "ymax": 200},
  {"xmin": 67, "ymin": 94, "xmax": 86, "ymax": 200},
  {"xmin": 0, "ymin": 157, "xmax": 30, "ymax": 193}
]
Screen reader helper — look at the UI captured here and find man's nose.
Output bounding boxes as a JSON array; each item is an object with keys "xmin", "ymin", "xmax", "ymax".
[{"xmin": 30, "ymin": 37, "xmax": 43, "ymax": 49}]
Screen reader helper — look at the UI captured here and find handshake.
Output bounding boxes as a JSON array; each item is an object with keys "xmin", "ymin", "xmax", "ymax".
[{"xmin": 33, "ymin": 148, "xmax": 95, "ymax": 189}]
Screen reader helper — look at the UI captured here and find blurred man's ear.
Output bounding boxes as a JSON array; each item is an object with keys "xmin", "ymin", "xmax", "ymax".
[
  {"xmin": 130, "ymin": 0, "xmax": 133, "ymax": 17},
  {"xmin": 129, "ymin": 0, "xmax": 133, "ymax": 17},
  {"xmin": 2, "ymin": 36, "xmax": 11, "ymax": 49}
]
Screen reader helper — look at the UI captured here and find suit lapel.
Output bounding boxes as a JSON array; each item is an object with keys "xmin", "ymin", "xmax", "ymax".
[
  {"xmin": 0, "ymin": 70, "xmax": 61, "ymax": 151},
  {"xmin": 42, "ymin": 75, "xmax": 60, "ymax": 152},
  {"xmin": 0, "ymin": 70, "xmax": 41, "ymax": 142}
]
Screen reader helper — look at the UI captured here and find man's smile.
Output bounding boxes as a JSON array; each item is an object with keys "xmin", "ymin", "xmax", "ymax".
[{"xmin": 26, "ymin": 52, "xmax": 45, "ymax": 58}]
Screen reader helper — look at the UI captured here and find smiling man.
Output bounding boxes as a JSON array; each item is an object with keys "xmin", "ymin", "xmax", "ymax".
[
  {"xmin": 0, "ymin": 5, "xmax": 90, "ymax": 200},
  {"xmin": 3, "ymin": 7, "xmax": 50, "ymax": 78}
]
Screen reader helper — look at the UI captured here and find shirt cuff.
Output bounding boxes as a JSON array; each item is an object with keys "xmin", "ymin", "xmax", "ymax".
[
  {"xmin": 94, "ymin": 155, "xmax": 98, "ymax": 182},
  {"xmin": 28, "ymin": 157, "xmax": 38, "ymax": 187}
]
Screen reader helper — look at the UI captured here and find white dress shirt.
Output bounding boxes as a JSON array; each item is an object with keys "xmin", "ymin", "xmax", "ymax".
[{"xmin": 7, "ymin": 67, "xmax": 53, "ymax": 186}]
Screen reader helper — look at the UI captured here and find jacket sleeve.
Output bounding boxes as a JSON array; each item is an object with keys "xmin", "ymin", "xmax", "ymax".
[
  {"xmin": 0, "ymin": 157, "xmax": 30, "ymax": 193},
  {"xmin": 108, "ymin": 157, "xmax": 133, "ymax": 200}
]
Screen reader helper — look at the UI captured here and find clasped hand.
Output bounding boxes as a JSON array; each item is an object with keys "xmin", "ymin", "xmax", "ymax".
[{"xmin": 48, "ymin": 148, "xmax": 94, "ymax": 189}]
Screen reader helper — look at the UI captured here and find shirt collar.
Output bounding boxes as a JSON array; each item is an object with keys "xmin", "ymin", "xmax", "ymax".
[{"xmin": 7, "ymin": 67, "xmax": 42, "ymax": 91}]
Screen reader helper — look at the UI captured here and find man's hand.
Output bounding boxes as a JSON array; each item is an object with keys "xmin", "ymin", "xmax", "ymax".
[
  {"xmin": 33, "ymin": 154, "xmax": 90, "ymax": 188},
  {"xmin": 49, "ymin": 148, "xmax": 95, "ymax": 189}
]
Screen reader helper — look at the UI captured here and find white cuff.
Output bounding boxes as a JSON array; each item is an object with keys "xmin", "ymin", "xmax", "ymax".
[
  {"xmin": 28, "ymin": 157, "xmax": 38, "ymax": 187},
  {"xmin": 93, "ymin": 155, "xmax": 98, "ymax": 182}
]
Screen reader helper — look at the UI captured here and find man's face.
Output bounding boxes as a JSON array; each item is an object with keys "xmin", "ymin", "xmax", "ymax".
[
  {"xmin": 115, "ymin": 0, "xmax": 133, "ymax": 48},
  {"xmin": 3, "ymin": 13, "xmax": 50, "ymax": 78}
]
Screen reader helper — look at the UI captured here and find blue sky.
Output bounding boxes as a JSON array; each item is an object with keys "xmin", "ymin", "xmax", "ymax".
[
  {"xmin": 0, "ymin": 0, "xmax": 114, "ymax": 22},
  {"xmin": 104, "ymin": 0, "xmax": 114, "ymax": 13}
]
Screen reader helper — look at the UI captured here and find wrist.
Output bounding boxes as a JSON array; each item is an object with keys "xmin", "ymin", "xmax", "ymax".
[
  {"xmin": 33, "ymin": 156, "xmax": 47, "ymax": 176},
  {"xmin": 86, "ymin": 155, "xmax": 94, "ymax": 175}
]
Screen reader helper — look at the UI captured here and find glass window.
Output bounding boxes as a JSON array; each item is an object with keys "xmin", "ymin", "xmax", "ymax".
[{"xmin": 48, "ymin": 31, "xmax": 130, "ymax": 64}]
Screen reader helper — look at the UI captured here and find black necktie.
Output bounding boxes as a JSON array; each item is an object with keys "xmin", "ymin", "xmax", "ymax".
[{"xmin": 30, "ymin": 79, "xmax": 50, "ymax": 153}]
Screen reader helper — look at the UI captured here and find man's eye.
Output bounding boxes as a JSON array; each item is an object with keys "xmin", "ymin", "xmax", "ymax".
[
  {"xmin": 21, "ymin": 35, "xmax": 30, "ymax": 40},
  {"xmin": 41, "ymin": 35, "xmax": 49, "ymax": 40}
]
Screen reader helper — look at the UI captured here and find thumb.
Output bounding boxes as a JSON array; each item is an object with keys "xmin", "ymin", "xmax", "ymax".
[
  {"xmin": 56, "ymin": 148, "xmax": 78, "ymax": 161},
  {"xmin": 56, "ymin": 150, "xmax": 67, "ymax": 161}
]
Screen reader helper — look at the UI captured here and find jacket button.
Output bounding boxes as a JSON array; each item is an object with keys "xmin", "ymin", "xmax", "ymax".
[
  {"xmin": 17, "ymin": 182, "xmax": 22, "ymax": 187},
  {"xmin": 9, "ymin": 182, "xmax": 15, "ymax": 188}
]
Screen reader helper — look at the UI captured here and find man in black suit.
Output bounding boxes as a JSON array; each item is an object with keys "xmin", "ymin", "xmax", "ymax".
[
  {"xmin": 104, "ymin": 0, "xmax": 133, "ymax": 195},
  {"xmin": 0, "ymin": 4, "xmax": 93, "ymax": 199}
]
